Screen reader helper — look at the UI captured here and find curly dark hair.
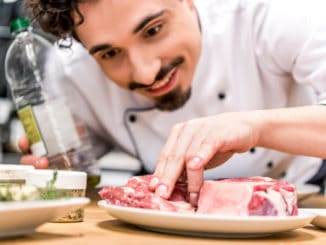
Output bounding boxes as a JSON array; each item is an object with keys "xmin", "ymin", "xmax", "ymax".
[{"xmin": 25, "ymin": 0, "xmax": 87, "ymax": 45}]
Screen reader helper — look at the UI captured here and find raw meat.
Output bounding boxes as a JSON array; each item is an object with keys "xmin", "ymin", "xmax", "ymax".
[
  {"xmin": 197, "ymin": 176, "xmax": 298, "ymax": 216},
  {"xmin": 99, "ymin": 175, "xmax": 194, "ymax": 213},
  {"xmin": 99, "ymin": 175, "xmax": 298, "ymax": 216}
]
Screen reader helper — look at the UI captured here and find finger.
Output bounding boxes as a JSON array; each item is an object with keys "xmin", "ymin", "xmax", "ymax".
[
  {"xmin": 155, "ymin": 121, "xmax": 201, "ymax": 199},
  {"xmin": 18, "ymin": 137, "xmax": 30, "ymax": 153},
  {"xmin": 149, "ymin": 123, "xmax": 184, "ymax": 190},
  {"xmin": 20, "ymin": 155, "xmax": 49, "ymax": 169},
  {"xmin": 186, "ymin": 157, "xmax": 205, "ymax": 191},
  {"xmin": 185, "ymin": 138, "xmax": 218, "ymax": 206},
  {"xmin": 187, "ymin": 165, "xmax": 204, "ymax": 206},
  {"xmin": 155, "ymin": 155, "xmax": 185, "ymax": 199},
  {"xmin": 186, "ymin": 157, "xmax": 204, "ymax": 206},
  {"xmin": 187, "ymin": 134, "xmax": 233, "ymax": 171},
  {"xmin": 189, "ymin": 192, "xmax": 200, "ymax": 207},
  {"xmin": 35, "ymin": 157, "xmax": 49, "ymax": 169},
  {"xmin": 20, "ymin": 155, "xmax": 37, "ymax": 165},
  {"xmin": 184, "ymin": 129, "xmax": 211, "ymax": 189}
]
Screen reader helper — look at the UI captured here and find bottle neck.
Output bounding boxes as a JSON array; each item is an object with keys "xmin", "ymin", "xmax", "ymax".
[{"xmin": 12, "ymin": 27, "xmax": 32, "ymax": 38}]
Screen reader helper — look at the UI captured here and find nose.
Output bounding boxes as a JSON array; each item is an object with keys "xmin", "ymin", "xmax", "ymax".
[{"xmin": 128, "ymin": 49, "xmax": 160, "ymax": 86}]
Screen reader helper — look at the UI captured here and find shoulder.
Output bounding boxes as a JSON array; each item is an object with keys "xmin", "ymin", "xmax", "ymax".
[{"xmin": 52, "ymin": 39, "xmax": 94, "ymax": 66}]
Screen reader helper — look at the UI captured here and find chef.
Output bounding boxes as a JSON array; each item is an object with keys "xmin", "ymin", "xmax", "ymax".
[{"xmin": 22, "ymin": 0, "xmax": 326, "ymax": 201}]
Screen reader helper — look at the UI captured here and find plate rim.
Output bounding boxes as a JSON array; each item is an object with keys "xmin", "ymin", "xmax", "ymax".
[
  {"xmin": 98, "ymin": 200, "xmax": 315, "ymax": 221},
  {"xmin": 300, "ymin": 208, "xmax": 326, "ymax": 216},
  {"xmin": 0, "ymin": 197, "xmax": 90, "ymax": 239},
  {"xmin": 0, "ymin": 197, "xmax": 90, "ymax": 212},
  {"xmin": 296, "ymin": 184, "xmax": 320, "ymax": 195},
  {"xmin": 98, "ymin": 200, "xmax": 316, "ymax": 236}
]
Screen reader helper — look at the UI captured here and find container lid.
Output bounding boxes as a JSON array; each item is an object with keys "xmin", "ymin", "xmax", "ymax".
[
  {"xmin": 0, "ymin": 164, "xmax": 34, "ymax": 180},
  {"xmin": 10, "ymin": 18, "xmax": 30, "ymax": 34},
  {"xmin": 26, "ymin": 169, "xmax": 87, "ymax": 189}
]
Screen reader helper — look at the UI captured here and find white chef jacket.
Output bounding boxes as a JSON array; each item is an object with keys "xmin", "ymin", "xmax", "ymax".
[{"xmin": 47, "ymin": 0, "xmax": 326, "ymax": 185}]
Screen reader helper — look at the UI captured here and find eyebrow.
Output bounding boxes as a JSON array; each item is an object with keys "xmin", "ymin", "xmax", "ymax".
[
  {"xmin": 89, "ymin": 44, "xmax": 112, "ymax": 55},
  {"xmin": 89, "ymin": 10, "xmax": 166, "ymax": 55},
  {"xmin": 133, "ymin": 10, "xmax": 166, "ymax": 34}
]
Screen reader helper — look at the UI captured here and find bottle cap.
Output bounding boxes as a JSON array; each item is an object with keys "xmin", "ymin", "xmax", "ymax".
[{"xmin": 10, "ymin": 18, "xmax": 31, "ymax": 34}]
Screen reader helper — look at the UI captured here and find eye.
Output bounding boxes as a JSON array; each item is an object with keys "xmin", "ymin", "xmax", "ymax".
[
  {"xmin": 101, "ymin": 48, "xmax": 121, "ymax": 60},
  {"xmin": 144, "ymin": 23, "xmax": 163, "ymax": 38}
]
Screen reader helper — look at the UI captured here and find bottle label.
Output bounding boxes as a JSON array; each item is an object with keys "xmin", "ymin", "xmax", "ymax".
[
  {"xmin": 18, "ymin": 105, "xmax": 47, "ymax": 156},
  {"xmin": 18, "ymin": 99, "xmax": 81, "ymax": 158},
  {"xmin": 32, "ymin": 98, "xmax": 81, "ymax": 157}
]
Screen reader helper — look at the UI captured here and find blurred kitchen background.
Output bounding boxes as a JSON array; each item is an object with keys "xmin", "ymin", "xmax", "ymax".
[{"xmin": 0, "ymin": 0, "xmax": 26, "ymax": 164}]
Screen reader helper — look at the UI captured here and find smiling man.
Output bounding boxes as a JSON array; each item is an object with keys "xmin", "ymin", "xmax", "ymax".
[
  {"xmin": 25, "ymin": 0, "xmax": 326, "ymax": 205},
  {"xmin": 71, "ymin": 0, "xmax": 200, "ymax": 111}
]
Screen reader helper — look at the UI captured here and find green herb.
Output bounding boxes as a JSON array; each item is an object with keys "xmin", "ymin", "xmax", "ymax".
[{"xmin": 39, "ymin": 170, "xmax": 68, "ymax": 200}]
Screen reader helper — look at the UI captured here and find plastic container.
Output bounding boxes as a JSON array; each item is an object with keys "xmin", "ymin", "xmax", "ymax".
[
  {"xmin": 26, "ymin": 169, "xmax": 87, "ymax": 222},
  {"xmin": 0, "ymin": 164, "xmax": 34, "ymax": 185}
]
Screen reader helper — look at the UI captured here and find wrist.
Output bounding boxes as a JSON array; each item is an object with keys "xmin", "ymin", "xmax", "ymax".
[{"xmin": 248, "ymin": 109, "xmax": 270, "ymax": 148}]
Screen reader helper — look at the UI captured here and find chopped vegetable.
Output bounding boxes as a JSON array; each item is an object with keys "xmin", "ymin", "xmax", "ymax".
[{"xmin": 0, "ymin": 184, "xmax": 39, "ymax": 201}]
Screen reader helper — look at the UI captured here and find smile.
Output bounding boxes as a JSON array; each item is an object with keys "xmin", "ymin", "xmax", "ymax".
[{"xmin": 146, "ymin": 67, "xmax": 178, "ymax": 96}]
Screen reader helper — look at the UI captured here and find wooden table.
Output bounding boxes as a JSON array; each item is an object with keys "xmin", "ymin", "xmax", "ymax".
[{"xmin": 0, "ymin": 193, "xmax": 325, "ymax": 245}]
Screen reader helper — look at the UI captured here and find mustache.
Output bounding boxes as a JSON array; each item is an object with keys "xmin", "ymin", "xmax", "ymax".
[{"xmin": 128, "ymin": 56, "xmax": 185, "ymax": 91}]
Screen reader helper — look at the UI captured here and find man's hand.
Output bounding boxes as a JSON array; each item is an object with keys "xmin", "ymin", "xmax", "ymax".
[
  {"xmin": 19, "ymin": 137, "xmax": 49, "ymax": 169},
  {"xmin": 149, "ymin": 111, "xmax": 262, "ymax": 206}
]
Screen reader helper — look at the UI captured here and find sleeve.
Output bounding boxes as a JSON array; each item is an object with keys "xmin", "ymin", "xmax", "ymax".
[{"xmin": 255, "ymin": 0, "xmax": 326, "ymax": 104}]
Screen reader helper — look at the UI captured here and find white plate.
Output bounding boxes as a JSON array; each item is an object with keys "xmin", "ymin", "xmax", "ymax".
[
  {"xmin": 301, "ymin": 208, "xmax": 326, "ymax": 229},
  {"xmin": 0, "ymin": 197, "xmax": 90, "ymax": 238},
  {"xmin": 98, "ymin": 200, "xmax": 315, "ymax": 238},
  {"xmin": 296, "ymin": 184, "xmax": 320, "ymax": 200}
]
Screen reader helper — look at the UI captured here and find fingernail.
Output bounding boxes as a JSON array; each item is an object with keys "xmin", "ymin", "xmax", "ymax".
[
  {"xmin": 149, "ymin": 177, "xmax": 159, "ymax": 188},
  {"xmin": 189, "ymin": 192, "xmax": 199, "ymax": 207},
  {"xmin": 188, "ymin": 157, "xmax": 202, "ymax": 169},
  {"xmin": 156, "ymin": 184, "xmax": 168, "ymax": 198}
]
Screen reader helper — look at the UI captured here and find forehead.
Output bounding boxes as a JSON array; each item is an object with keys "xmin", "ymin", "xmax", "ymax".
[{"xmin": 75, "ymin": 0, "xmax": 177, "ymax": 46}]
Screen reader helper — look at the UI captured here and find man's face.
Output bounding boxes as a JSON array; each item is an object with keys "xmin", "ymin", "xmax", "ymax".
[{"xmin": 75, "ymin": 0, "xmax": 201, "ymax": 111}]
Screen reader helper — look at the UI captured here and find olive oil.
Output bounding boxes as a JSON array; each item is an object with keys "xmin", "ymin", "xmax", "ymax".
[{"xmin": 87, "ymin": 174, "xmax": 101, "ymax": 189}]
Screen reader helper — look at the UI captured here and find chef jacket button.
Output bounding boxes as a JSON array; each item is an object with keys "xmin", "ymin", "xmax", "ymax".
[
  {"xmin": 218, "ymin": 92, "xmax": 226, "ymax": 100},
  {"xmin": 250, "ymin": 148, "xmax": 256, "ymax": 154},
  {"xmin": 267, "ymin": 161, "xmax": 273, "ymax": 168},
  {"xmin": 129, "ymin": 114, "xmax": 137, "ymax": 123}
]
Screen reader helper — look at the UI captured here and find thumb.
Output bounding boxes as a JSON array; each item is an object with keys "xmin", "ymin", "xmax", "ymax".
[{"xmin": 18, "ymin": 137, "xmax": 30, "ymax": 153}]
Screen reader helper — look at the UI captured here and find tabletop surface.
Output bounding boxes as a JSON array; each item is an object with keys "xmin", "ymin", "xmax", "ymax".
[{"xmin": 0, "ymin": 192, "xmax": 325, "ymax": 245}]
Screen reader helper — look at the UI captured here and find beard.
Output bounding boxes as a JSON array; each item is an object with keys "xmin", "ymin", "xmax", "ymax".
[
  {"xmin": 127, "ymin": 56, "xmax": 191, "ymax": 111},
  {"xmin": 154, "ymin": 86, "xmax": 192, "ymax": 111}
]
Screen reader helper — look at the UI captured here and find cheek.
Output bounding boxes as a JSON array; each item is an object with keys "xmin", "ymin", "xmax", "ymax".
[
  {"xmin": 99, "ymin": 63, "xmax": 130, "ymax": 88},
  {"xmin": 162, "ymin": 30, "xmax": 200, "ymax": 62}
]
